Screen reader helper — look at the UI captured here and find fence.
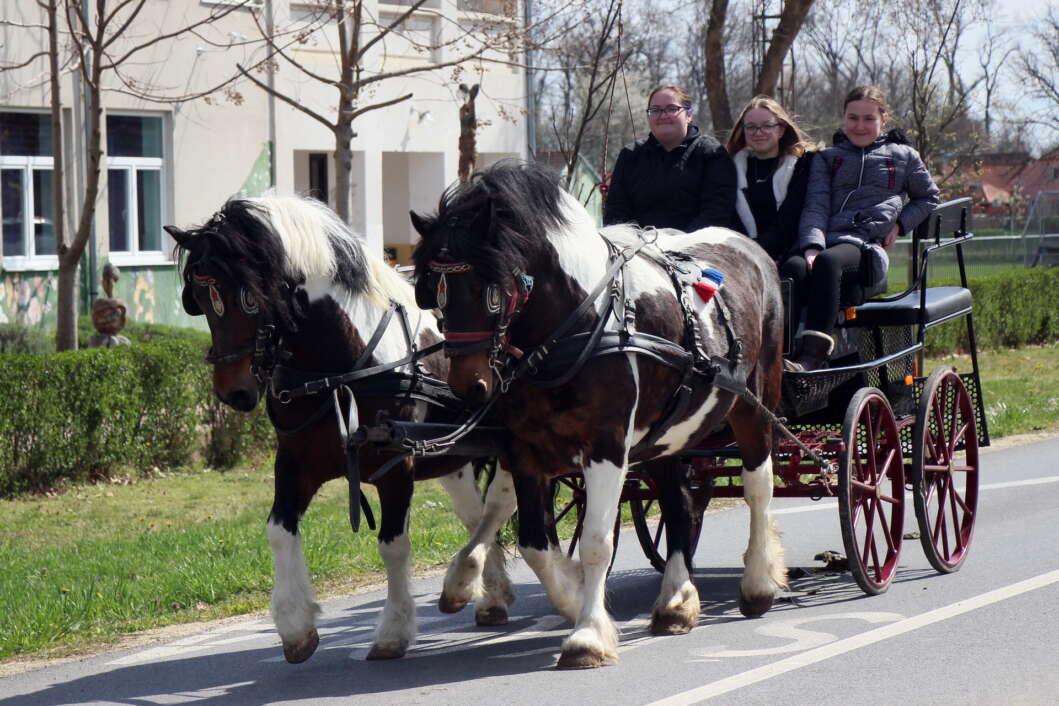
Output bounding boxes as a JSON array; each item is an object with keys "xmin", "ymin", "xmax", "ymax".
[{"xmin": 888, "ymin": 233, "xmax": 1059, "ymax": 283}]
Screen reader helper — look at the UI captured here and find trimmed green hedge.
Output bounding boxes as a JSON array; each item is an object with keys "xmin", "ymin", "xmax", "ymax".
[
  {"xmin": 924, "ymin": 267, "xmax": 1059, "ymax": 355},
  {"xmin": 0, "ymin": 326, "xmax": 273, "ymax": 497}
]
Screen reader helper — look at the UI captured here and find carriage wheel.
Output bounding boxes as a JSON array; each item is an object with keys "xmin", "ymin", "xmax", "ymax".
[
  {"xmin": 549, "ymin": 475, "xmax": 620, "ymax": 571},
  {"xmin": 838, "ymin": 388, "xmax": 905, "ymax": 595},
  {"xmin": 911, "ymin": 367, "xmax": 980, "ymax": 574},
  {"xmin": 629, "ymin": 469, "xmax": 709, "ymax": 574}
]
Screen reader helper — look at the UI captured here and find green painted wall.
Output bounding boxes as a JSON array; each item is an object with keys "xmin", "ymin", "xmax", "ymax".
[{"xmin": 0, "ymin": 265, "xmax": 204, "ymax": 331}]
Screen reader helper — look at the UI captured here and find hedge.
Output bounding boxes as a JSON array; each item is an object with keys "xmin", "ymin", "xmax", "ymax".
[
  {"xmin": 0, "ymin": 326, "xmax": 273, "ymax": 497},
  {"xmin": 923, "ymin": 266, "xmax": 1059, "ymax": 355}
]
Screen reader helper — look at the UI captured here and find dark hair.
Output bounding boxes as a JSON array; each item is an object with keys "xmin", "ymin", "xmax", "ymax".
[
  {"xmin": 843, "ymin": 85, "xmax": 890, "ymax": 117},
  {"xmin": 647, "ymin": 85, "xmax": 693, "ymax": 108}
]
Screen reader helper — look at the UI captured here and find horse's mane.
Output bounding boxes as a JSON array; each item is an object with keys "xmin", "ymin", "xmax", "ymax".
[
  {"xmin": 413, "ymin": 160, "xmax": 577, "ymax": 282},
  {"xmin": 176, "ymin": 194, "xmax": 414, "ymax": 330}
]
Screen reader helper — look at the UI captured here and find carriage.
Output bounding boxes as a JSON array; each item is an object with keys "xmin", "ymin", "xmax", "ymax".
[
  {"xmin": 174, "ymin": 164, "xmax": 986, "ymax": 669},
  {"xmin": 374, "ymin": 194, "xmax": 986, "ymax": 597}
]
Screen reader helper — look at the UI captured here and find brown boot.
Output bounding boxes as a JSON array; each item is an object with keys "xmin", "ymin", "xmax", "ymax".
[{"xmin": 789, "ymin": 330, "xmax": 835, "ymax": 372}]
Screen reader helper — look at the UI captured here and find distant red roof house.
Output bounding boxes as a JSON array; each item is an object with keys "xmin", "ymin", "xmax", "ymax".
[
  {"xmin": 946, "ymin": 152, "xmax": 1030, "ymax": 216},
  {"xmin": 1015, "ymin": 146, "xmax": 1059, "ymax": 205}
]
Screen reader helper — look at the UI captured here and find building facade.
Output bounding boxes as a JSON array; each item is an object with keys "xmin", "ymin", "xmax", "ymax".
[{"xmin": 0, "ymin": 0, "xmax": 527, "ymax": 329}]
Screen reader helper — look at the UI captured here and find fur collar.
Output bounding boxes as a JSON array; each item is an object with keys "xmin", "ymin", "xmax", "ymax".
[{"xmin": 733, "ymin": 149, "xmax": 797, "ymax": 238}]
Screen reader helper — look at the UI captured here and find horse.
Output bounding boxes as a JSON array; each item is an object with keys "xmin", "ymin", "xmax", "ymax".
[
  {"xmin": 409, "ymin": 160, "xmax": 787, "ymax": 669},
  {"xmin": 166, "ymin": 194, "xmax": 517, "ymax": 663}
]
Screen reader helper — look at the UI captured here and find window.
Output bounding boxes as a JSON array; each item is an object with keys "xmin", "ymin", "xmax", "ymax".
[
  {"xmin": 308, "ymin": 153, "xmax": 329, "ymax": 205},
  {"xmin": 0, "ymin": 112, "xmax": 56, "ymax": 269},
  {"xmin": 459, "ymin": 0, "xmax": 517, "ymax": 16},
  {"xmin": 106, "ymin": 114, "xmax": 166, "ymax": 260},
  {"xmin": 379, "ymin": 12, "xmax": 438, "ymax": 58}
]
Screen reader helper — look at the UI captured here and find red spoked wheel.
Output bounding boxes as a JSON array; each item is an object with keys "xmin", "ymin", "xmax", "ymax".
[
  {"xmin": 911, "ymin": 367, "xmax": 980, "ymax": 573},
  {"xmin": 629, "ymin": 468, "xmax": 708, "ymax": 573},
  {"xmin": 549, "ymin": 474, "xmax": 620, "ymax": 571},
  {"xmin": 838, "ymin": 388, "xmax": 905, "ymax": 595}
]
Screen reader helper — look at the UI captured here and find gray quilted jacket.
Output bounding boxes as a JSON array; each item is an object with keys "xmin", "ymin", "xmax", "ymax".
[{"xmin": 797, "ymin": 130, "xmax": 940, "ymax": 254}]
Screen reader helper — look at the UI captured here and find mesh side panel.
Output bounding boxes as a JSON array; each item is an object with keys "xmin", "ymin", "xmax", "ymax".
[{"xmin": 961, "ymin": 371, "xmax": 990, "ymax": 447}]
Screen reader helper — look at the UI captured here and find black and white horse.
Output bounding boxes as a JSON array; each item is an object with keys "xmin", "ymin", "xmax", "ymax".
[
  {"xmin": 410, "ymin": 161, "xmax": 787, "ymax": 669},
  {"xmin": 167, "ymin": 195, "xmax": 516, "ymax": 663}
]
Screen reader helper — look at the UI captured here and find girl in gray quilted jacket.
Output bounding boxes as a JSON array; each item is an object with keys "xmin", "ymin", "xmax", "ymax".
[{"xmin": 785, "ymin": 85, "xmax": 940, "ymax": 370}]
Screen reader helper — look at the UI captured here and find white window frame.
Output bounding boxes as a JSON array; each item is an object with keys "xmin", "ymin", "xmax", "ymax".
[
  {"xmin": 105, "ymin": 113, "xmax": 170, "ymax": 267},
  {"xmin": 1, "ymin": 121, "xmax": 58, "ymax": 271}
]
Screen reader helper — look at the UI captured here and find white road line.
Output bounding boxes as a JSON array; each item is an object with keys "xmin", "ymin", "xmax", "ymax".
[
  {"xmin": 770, "ymin": 475, "xmax": 1059, "ymax": 516},
  {"xmin": 646, "ymin": 569, "xmax": 1059, "ymax": 706}
]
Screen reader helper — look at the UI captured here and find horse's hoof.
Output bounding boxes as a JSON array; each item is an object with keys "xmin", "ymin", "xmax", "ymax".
[
  {"xmin": 650, "ymin": 610, "xmax": 696, "ymax": 635},
  {"xmin": 438, "ymin": 593, "xmax": 468, "ymax": 614},
  {"xmin": 282, "ymin": 628, "xmax": 320, "ymax": 664},
  {"xmin": 556, "ymin": 645, "xmax": 617, "ymax": 670},
  {"xmin": 739, "ymin": 592, "xmax": 775, "ymax": 618},
  {"xmin": 366, "ymin": 641, "xmax": 408, "ymax": 660},
  {"xmin": 475, "ymin": 606, "xmax": 509, "ymax": 626}
]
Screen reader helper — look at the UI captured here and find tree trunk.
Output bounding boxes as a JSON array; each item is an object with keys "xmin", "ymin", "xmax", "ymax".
[
  {"xmin": 57, "ymin": 52, "xmax": 104, "ymax": 351},
  {"xmin": 754, "ymin": 0, "xmax": 816, "ymax": 97},
  {"xmin": 44, "ymin": 0, "xmax": 72, "ymax": 350},
  {"xmin": 333, "ymin": 120, "xmax": 354, "ymax": 225},
  {"xmin": 705, "ymin": 0, "xmax": 733, "ymax": 134}
]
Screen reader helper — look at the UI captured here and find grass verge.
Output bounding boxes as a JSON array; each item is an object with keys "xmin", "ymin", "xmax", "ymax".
[{"xmin": 1, "ymin": 341, "xmax": 1056, "ymax": 663}]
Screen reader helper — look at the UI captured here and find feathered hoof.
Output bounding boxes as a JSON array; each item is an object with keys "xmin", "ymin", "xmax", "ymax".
[
  {"xmin": 556, "ymin": 644, "xmax": 617, "ymax": 670},
  {"xmin": 650, "ymin": 608, "xmax": 697, "ymax": 635},
  {"xmin": 475, "ymin": 606, "xmax": 509, "ymax": 626},
  {"xmin": 739, "ymin": 591, "xmax": 775, "ymax": 618},
  {"xmin": 438, "ymin": 592, "xmax": 469, "ymax": 614},
  {"xmin": 282, "ymin": 628, "xmax": 320, "ymax": 664},
  {"xmin": 366, "ymin": 640, "xmax": 408, "ymax": 660}
]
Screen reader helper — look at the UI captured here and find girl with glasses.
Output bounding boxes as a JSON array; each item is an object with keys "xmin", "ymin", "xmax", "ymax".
[
  {"xmin": 725, "ymin": 95, "xmax": 819, "ymax": 263},
  {"xmin": 603, "ymin": 85, "xmax": 738, "ymax": 231},
  {"xmin": 786, "ymin": 85, "xmax": 940, "ymax": 371}
]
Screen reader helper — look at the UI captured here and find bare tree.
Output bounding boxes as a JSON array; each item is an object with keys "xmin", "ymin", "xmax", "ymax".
[
  {"xmin": 704, "ymin": 0, "xmax": 733, "ymax": 132},
  {"xmin": 237, "ymin": 0, "xmax": 525, "ymax": 224},
  {"xmin": 45, "ymin": 0, "xmax": 253, "ymax": 350},
  {"xmin": 976, "ymin": 23, "xmax": 1013, "ymax": 143},
  {"xmin": 754, "ymin": 0, "xmax": 815, "ymax": 97},
  {"xmin": 1017, "ymin": 7, "xmax": 1059, "ymax": 135}
]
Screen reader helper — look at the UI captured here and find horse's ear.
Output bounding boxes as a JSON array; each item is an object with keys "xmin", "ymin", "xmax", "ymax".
[
  {"xmin": 469, "ymin": 83, "xmax": 479, "ymax": 100},
  {"xmin": 409, "ymin": 211, "xmax": 431, "ymax": 239},
  {"xmin": 181, "ymin": 286, "xmax": 202, "ymax": 316},
  {"xmin": 164, "ymin": 225, "xmax": 189, "ymax": 245}
]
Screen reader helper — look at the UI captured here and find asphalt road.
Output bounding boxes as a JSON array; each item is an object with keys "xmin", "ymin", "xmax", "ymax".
[{"xmin": 2, "ymin": 436, "xmax": 1058, "ymax": 706}]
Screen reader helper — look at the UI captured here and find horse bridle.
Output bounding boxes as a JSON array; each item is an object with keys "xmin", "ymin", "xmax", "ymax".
[
  {"xmin": 188, "ymin": 271, "xmax": 280, "ymax": 383},
  {"xmin": 425, "ymin": 254, "xmax": 534, "ymax": 385}
]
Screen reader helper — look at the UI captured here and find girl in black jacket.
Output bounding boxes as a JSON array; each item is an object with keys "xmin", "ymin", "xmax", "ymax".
[{"xmin": 603, "ymin": 85, "xmax": 738, "ymax": 231}]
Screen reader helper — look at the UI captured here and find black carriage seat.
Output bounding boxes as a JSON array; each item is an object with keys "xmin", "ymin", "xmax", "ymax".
[{"xmin": 844, "ymin": 285, "xmax": 972, "ymax": 328}]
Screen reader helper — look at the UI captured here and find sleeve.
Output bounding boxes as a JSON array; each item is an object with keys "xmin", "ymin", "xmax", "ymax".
[
  {"xmin": 772, "ymin": 152, "xmax": 813, "ymax": 257},
  {"xmin": 796, "ymin": 151, "xmax": 830, "ymax": 252},
  {"xmin": 686, "ymin": 144, "xmax": 738, "ymax": 231},
  {"xmin": 602, "ymin": 147, "xmax": 637, "ymax": 226},
  {"xmin": 896, "ymin": 148, "xmax": 941, "ymax": 236}
]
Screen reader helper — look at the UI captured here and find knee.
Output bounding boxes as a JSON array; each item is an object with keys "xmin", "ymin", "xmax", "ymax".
[{"xmin": 579, "ymin": 533, "xmax": 614, "ymax": 567}]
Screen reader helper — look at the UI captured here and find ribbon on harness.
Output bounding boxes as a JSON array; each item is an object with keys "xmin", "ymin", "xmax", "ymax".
[{"xmin": 692, "ymin": 268, "xmax": 725, "ymax": 305}]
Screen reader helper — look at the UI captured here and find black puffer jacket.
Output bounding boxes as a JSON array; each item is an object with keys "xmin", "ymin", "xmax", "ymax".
[{"xmin": 603, "ymin": 125, "xmax": 739, "ymax": 231}]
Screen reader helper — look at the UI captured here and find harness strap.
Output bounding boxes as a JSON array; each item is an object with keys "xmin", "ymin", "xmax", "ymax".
[{"xmin": 513, "ymin": 237, "xmax": 641, "ymax": 384}]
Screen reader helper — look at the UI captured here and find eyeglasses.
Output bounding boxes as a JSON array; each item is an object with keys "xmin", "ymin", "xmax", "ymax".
[
  {"xmin": 646, "ymin": 105, "xmax": 690, "ymax": 118},
  {"xmin": 743, "ymin": 122, "xmax": 782, "ymax": 134}
]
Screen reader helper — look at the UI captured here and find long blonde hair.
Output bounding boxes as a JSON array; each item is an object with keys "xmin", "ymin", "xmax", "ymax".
[{"xmin": 726, "ymin": 95, "xmax": 818, "ymax": 158}]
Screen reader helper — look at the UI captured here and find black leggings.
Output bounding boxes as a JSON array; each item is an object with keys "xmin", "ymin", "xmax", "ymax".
[{"xmin": 780, "ymin": 242, "xmax": 863, "ymax": 335}]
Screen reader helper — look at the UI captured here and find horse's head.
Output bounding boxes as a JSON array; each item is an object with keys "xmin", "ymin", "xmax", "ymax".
[
  {"xmin": 168, "ymin": 203, "xmax": 306, "ymax": 412},
  {"xmin": 410, "ymin": 161, "xmax": 567, "ymax": 403}
]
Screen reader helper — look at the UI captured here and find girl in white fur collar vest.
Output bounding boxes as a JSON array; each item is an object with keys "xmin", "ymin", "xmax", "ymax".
[{"xmin": 726, "ymin": 95, "xmax": 818, "ymax": 263}]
